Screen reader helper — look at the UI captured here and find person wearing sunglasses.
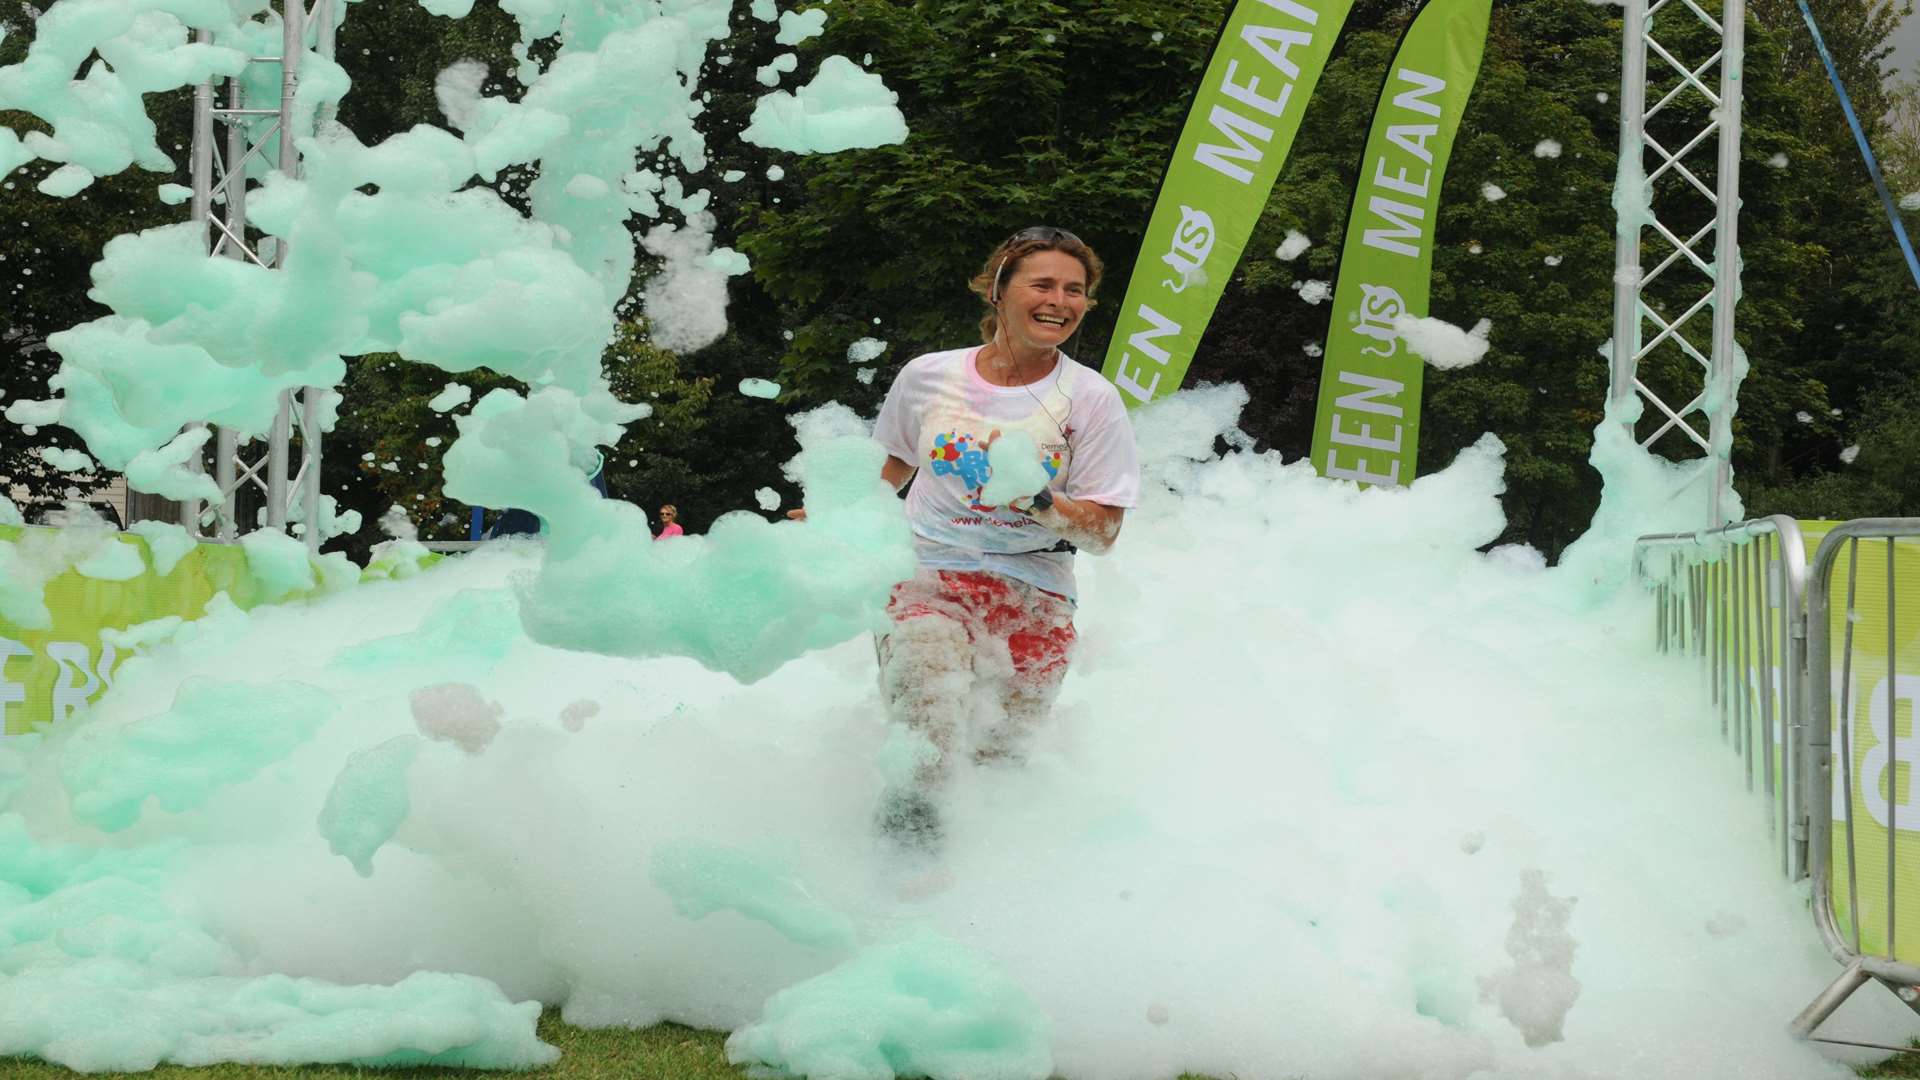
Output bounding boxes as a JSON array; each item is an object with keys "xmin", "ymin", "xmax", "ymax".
[
  {"xmin": 866, "ymin": 226, "xmax": 1142, "ymax": 859},
  {"xmin": 654, "ymin": 504, "xmax": 683, "ymax": 539}
]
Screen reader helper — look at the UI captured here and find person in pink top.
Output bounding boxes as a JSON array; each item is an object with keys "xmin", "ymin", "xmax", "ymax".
[
  {"xmin": 867, "ymin": 226, "xmax": 1142, "ymax": 857},
  {"xmin": 654, "ymin": 504, "xmax": 684, "ymax": 539}
]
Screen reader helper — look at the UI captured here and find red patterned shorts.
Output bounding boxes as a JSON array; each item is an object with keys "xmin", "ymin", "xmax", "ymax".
[{"xmin": 883, "ymin": 569, "xmax": 1078, "ymax": 687}]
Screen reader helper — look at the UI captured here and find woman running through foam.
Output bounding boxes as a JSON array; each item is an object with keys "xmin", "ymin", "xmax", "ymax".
[{"xmin": 866, "ymin": 226, "xmax": 1141, "ymax": 855}]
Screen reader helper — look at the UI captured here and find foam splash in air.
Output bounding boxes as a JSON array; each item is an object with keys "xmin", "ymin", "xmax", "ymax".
[
  {"xmin": 848, "ymin": 336, "xmax": 889, "ymax": 363},
  {"xmin": 1395, "ymin": 314, "xmax": 1492, "ymax": 370},
  {"xmin": 0, "ymin": 0, "xmax": 917, "ymax": 1065}
]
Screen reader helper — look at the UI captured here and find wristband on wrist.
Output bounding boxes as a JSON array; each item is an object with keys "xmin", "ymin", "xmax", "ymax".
[{"xmin": 1029, "ymin": 487, "xmax": 1054, "ymax": 513}]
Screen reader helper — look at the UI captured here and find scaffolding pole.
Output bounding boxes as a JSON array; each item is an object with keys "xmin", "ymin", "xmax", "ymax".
[
  {"xmin": 1608, "ymin": 0, "xmax": 1747, "ymax": 530},
  {"xmin": 182, "ymin": 0, "xmax": 332, "ymax": 550}
]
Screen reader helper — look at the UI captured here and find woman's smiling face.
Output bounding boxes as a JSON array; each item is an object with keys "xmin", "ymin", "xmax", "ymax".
[{"xmin": 997, "ymin": 249, "xmax": 1088, "ymax": 352}]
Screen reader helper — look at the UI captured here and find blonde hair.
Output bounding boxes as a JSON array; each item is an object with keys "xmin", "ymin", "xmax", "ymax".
[{"xmin": 968, "ymin": 229, "xmax": 1104, "ymax": 344}]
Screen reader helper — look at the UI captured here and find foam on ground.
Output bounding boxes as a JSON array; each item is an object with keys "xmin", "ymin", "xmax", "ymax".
[{"xmin": 0, "ymin": 385, "xmax": 1905, "ymax": 1076}]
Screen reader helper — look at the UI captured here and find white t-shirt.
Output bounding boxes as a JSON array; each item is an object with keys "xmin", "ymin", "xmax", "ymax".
[{"xmin": 872, "ymin": 346, "xmax": 1141, "ymax": 600}]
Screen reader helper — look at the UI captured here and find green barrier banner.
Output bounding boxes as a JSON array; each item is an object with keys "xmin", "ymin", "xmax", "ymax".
[
  {"xmin": 0, "ymin": 525, "xmax": 438, "ymax": 737},
  {"xmin": 1100, "ymin": 0, "xmax": 1355, "ymax": 405},
  {"xmin": 0, "ymin": 525, "xmax": 279, "ymax": 737},
  {"xmin": 1802, "ymin": 524, "xmax": 1920, "ymax": 963},
  {"xmin": 1307, "ymin": 0, "xmax": 1491, "ymax": 486}
]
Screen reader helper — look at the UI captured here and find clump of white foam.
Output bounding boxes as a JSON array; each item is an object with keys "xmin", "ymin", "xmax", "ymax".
[
  {"xmin": 129, "ymin": 518, "xmax": 196, "ymax": 576},
  {"xmin": 441, "ymin": 397, "xmax": 915, "ymax": 681},
  {"xmin": 641, "ymin": 212, "xmax": 748, "ymax": 353},
  {"xmin": 1394, "ymin": 314, "xmax": 1491, "ymax": 369},
  {"xmin": 1533, "ymin": 139, "xmax": 1562, "ymax": 158},
  {"xmin": 725, "ymin": 931, "xmax": 1052, "ymax": 1080},
  {"xmin": 75, "ymin": 535, "xmax": 144, "ymax": 580},
  {"xmin": 650, "ymin": 839, "xmax": 858, "ymax": 951},
  {"xmin": 775, "ymin": 8, "xmax": 827, "ymax": 45},
  {"xmin": 378, "ymin": 505, "xmax": 419, "ymax": 541},
  {"xmin": 318, "ymin": 735, "xmax": 424, "ymax": 877},
  {"xmin": 410, "ymin": 682, "xmax": 504, "ymax": 754},
  {"xmin": 39, "ymin": 446, "xmax": 92, "ymax": 472},
  {"xmin": 848, "ymin": 336, "xmax": 888, "ymax": 363},
  {"xmin": 61, "ymin": 678, "xmax": 337, "ymax": 831},
  {"xmin": 559, "ymin": 699, "xmax": 599, "ymax": 731},
  {"xmin": 757, "ymin": 52, "xmax": 798, "ymax": 87},
  {"xmin": 430, "ymin": 383, "xmax": 473, "ymax": 412},
  {"xmin": 1276, "ymin": 230, "xmax": 1311, "ymax": 260},
  {"xmin": 980, "ymin": 431, "xmax": 1047, "ymax": 507},
  {"xmin": 126, "ymin": 428, "xmax": 222, "ymax": 503},
  {"xmin": 1478, "ymin": 870, "xmax": 1581, "ymax": 1048},
  {"xmin": 240, "ymin": 527, "xmax": 321, "ymax": 601},
  {"xmin": 742, "ymin": 56, "xmax": 909, "ymax": 153}
]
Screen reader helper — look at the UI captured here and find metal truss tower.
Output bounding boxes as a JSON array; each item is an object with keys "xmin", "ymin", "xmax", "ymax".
[
  {"xmin": 1609, "ymin": 0, "xmax": 1747, "ymax": 528},
  {"xmin": 182, "ymin": 0, "xmax": 335, "ymax": 551}
]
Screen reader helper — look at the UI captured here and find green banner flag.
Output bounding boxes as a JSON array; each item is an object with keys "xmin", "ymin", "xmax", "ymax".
[
  {"xmin": 1101, "ymin": 0, "xmax": 1355, "ymax": 405},
  {"xmin": 1307, "ymin": 0, "xmax": 1491, "ymax": 486}
]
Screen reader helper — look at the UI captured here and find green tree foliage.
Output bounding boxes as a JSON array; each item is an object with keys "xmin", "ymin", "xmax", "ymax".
[
  {"xmin": 738, "ymin": 0, "xmax": 1225, "ymax": 412},
  {"xmin": 1734, "ymin": 0, "xmax": 1920, "ymax": 522},
  {"xmin": 5, "ymin": 0, "xmax": 1919, "ymax": 557},
  {"xmin": 740, "ymin": 0, "xmax": 1920, "ymax": 558},
  {"xmin": 1748, "ymin": 377, "xmax": 1920, "ymax": 520}
]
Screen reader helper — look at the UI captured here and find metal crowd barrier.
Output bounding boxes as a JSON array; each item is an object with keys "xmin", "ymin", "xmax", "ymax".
[
  {"xmin": 1793, "ymin": 519, "xmax": 1920, "ymax": 1044},
  {"xmin": 1637, "ymin": 517, "xmax": 1920, "ymax": 1043},
  {"xmin": 1632, "ymin": 515, "xmax": 1810, "ymax": 880}
]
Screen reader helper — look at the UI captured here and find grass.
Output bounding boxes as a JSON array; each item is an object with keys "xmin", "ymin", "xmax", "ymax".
[
  {"xmin": 0, "ymin": 1011, "xmax": 1238, "ymax": 1080},
  {"xmin": 0, "ymin": 1012, "xmax": 743, "ymax": 1080},
  {"xmin": 4, "ymin": 1013, "xmax": 1911, "ymax": 1080},
  {"xmin": 1861, "ymin": 1048, "xmax": 1920, "ymax": 1077}
]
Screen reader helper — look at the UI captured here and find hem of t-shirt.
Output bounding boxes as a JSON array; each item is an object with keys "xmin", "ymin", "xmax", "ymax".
[
  {"xmin": 909, "ymin": 535, "xmax": 1078, "ymax": 602},
  {"xmin": 914, "ymin": 553, "xmax": 1079, "ymax": 604}
]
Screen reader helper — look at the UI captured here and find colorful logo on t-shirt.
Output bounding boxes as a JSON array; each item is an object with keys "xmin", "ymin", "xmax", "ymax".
[{"xmin": 929, "ymin": 431, "xmax": 1064, "ymax": 512}]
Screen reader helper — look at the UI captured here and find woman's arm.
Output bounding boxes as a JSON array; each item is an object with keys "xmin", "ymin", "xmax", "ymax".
[
  {"xmin": 881, "ymin": 455, "xmax": 916, "ymax": 492},
  {"xmin": 1030, "ymin": 495, "xmax": 1124, "ymax": 554}
]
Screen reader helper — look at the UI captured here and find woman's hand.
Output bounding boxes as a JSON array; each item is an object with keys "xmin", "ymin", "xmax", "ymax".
[{"xmin": 1030, "ymin": 493, "xmax": 1126, "ymax": 554}]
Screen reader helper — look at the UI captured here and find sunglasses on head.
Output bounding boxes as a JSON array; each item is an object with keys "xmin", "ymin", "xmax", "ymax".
[
  {"xmin": 990, "ymin": 226, "xmax": 1085, "ymax": 304},
  {"xmin": 1008, "ymin": 225, "xmax": 1082, "ymax": 246}
]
